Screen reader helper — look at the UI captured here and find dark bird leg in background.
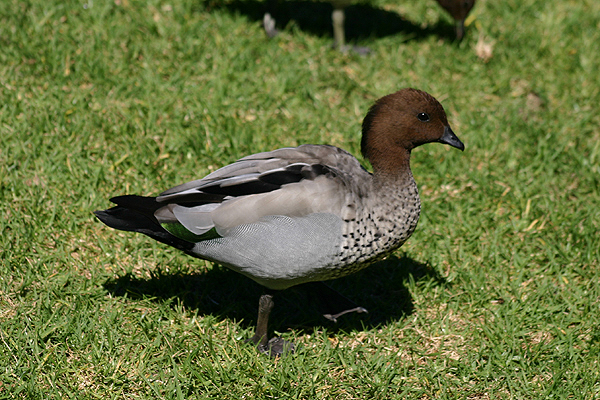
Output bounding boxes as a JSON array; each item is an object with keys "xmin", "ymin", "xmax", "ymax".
[
  {"xmin": 331, "ymin": 1, "xmax": 346, "ymax": 50},
  {"xmin": 331, "ymin": 0, "xmax": 370, "ymax": 54},
  {"xmin": 447, "ymin": 12, "xmax": 468, "ymax": 41},
  {"xmin": 454, "ymin": 18, "xmax": 466, "ymax": 41}
]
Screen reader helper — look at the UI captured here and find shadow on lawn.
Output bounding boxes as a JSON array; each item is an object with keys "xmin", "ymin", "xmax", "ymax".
[
  {"xmin": 103, "ymin": 254, "xmax": 446, "ymax": 336},
  {"xmin": 203, "ymin": 0, "xmax": 457, "ymax": 43}
]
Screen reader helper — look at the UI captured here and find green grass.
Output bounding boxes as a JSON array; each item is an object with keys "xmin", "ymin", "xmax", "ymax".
[{"xmin": 1, "ymin": 0, "xmax": 599, "ymax": 398}]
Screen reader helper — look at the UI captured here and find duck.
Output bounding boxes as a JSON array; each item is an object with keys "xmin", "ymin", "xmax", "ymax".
[
  {"xmin": 264, "ymin": 0, "xmax": 476, "ymax": 52},
  {"xmin": 435, "ymin": 0, "xmax": 476, "ymax": 40},
  {"xmin": 94, "ymin": 88, "xmax": 464, "ymax": 356}
]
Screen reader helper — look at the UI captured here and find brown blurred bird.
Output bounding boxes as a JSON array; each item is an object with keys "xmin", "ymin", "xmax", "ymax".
[
  {"xmin": 435, "ymin": 0, "xmax": 476, "ymax": 40},
  {"xmin": 264, "ymin": 0, "xmax": 476, "ymax": 51},
  {"xmin": 331, "ymin": 0, "xmax": 477, "ymax": 49}
]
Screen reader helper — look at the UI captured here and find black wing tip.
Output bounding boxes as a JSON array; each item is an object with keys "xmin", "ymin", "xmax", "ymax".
[
  {"xmin": 93, "ymin": 206, "xmax": 139, "ymax": 232},
  {"xmin": 93, "ymin": 205, "xmax": 195, "ymax": 252}
]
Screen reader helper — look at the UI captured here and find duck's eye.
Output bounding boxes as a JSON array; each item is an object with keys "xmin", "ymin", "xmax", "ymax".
[{"xmin": 417, "ymin": 112, "xmax": 430, "ymax": 122}]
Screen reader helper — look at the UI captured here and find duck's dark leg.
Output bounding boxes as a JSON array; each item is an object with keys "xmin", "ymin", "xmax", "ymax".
[
  {"xmin": 249, "ymin": 293, "xmax": 295, "ymax": 357},
  {"xmin": 249, "ymin": 293, "xmax": 274, "ymax": 348},
  {"xmin": 305, "ymin": 281, "xmax": 369, "ymax": 323}
]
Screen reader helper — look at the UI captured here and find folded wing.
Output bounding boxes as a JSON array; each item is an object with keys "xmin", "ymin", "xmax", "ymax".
[{"xmin": 153, "ymin": 145, "xmax": 369, "ymax": 241}]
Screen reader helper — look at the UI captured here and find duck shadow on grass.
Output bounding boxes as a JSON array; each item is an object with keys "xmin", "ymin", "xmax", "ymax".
[
  {"xmin": 203, "ymin": 0, "xmax": 457, "ymax": 43},
  {"xmin": 103, "ymin": 254, "xmax": 447, "ymax": 337}
]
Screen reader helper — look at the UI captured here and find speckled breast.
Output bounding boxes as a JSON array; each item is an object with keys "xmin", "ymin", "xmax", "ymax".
[{"xmin": 318, "ymin": 180, "xmax": 421, "ymax": 280}]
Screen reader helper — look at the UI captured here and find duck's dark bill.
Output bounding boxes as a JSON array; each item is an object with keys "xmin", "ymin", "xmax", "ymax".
[{"xmin": 439, "ymin": 126, "xmax": 465, "ymax": 151}]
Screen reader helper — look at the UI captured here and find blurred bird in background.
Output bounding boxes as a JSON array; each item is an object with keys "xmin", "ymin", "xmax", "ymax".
[{"xmin": 264, "ymin": 0, "xmax": 476, "ymax": 52}]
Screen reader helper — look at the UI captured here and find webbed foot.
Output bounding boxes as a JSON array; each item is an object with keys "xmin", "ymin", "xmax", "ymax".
[{"xmin": 257, "ymin": 337, "xmax": 295, "ymax": 357}]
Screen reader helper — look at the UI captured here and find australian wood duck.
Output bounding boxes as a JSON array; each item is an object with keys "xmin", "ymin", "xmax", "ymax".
[
  {"xmin": 95, "ymin": 88, "xmax": 464, "ymax": 356},
  {"xmin": 264, "ymin": 0, "xmax": 476, "ymax": 51},
  {"xmin": 435, "ymin": 0, "xmax": 476, "ymax": 40}
]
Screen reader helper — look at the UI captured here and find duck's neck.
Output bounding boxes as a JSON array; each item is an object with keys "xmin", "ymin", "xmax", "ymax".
[{"xmin": 371, "ymin": 148, "xmax": 415, "ymax": 189}]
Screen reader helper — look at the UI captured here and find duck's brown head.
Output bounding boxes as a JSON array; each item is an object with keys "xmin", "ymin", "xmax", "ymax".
[{"xmin": 361, "ymin": 88, "xmax": 464, "ymax": 175}]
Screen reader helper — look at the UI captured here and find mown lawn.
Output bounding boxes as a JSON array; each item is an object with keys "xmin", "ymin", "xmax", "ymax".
[{"xmin": 1, "ymin": 0, "xmax": 599, "ymax": 398}]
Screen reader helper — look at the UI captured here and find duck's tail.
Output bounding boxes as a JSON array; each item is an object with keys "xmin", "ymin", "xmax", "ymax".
[{"xmin": 94, "ymin": 195, "xmax": 194, "ymax": 252}]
